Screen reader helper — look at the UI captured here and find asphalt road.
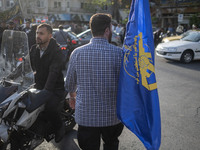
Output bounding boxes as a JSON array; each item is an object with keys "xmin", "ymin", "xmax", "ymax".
[{"xmin": 36, "ymin": 56, "xmax": 200, "ymax": 150}]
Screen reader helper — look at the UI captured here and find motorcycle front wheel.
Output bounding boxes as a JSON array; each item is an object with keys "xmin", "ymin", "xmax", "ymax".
[
  {"xmin": 0, "ymin": 141, "xmax": 10, "ymax": 150},
  {"xmin": 0, "ymin": 131, "xmax": 32, "ymax": 150}
]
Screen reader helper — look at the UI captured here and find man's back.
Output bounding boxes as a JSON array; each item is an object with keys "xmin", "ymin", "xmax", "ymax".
[
  {"xmin": 65, "ymin": 38, "xmax": 122, "ymax": 127},
  {"xmin": 53, "ymin": 30, "xmax": 69, "ymax": 45}
]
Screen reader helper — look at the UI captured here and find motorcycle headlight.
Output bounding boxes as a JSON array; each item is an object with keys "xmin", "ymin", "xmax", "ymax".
[{"xmin": 166, "ymin": 47, "xmax": 177, "ymax": 52}]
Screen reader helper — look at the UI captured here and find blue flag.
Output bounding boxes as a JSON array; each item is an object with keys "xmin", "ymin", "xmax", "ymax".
[{"xmin": 117, "ymin": 0, "xmax": 161, "ymax": 150}]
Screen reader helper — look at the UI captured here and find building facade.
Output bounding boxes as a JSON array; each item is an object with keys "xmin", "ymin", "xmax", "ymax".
[
  {"xmin": 19, "ymin": 0, "xmax": 110, "ymax": 25},
  {"xmin": 150, "ymin": 0, "xmax": 200, "ymax": 30},
  {"xmin": 0, "ymin": 0, "xmax": 126, "ymax": 26},
  {"xmin": 2, "ymin": 0, "xmax": 199, "ymax": 30}
]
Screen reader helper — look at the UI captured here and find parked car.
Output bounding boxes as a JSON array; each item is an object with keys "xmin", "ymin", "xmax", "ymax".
[
  {"xmin": 156, "ymin": 31, "xmax": 200, "ymax": 63},
  {"xmin": 53, "ymin": 28, "xmax": 81, "ymax": 63},
  {"xmin": 53, "ymin": 28, "xmax": 81, "ymax": 49},
  {"xmin": 162, "ymin": 29, "xmax": 200, "ymax": 43},
  {"xmin": 77, "ymin": 29, "xmax": 122, "ymax": 47}
]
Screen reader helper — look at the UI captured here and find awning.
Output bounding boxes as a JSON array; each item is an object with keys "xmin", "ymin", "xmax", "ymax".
[
  {"xmin": 49, "ymin": 14, "xmax": 91, "ymax": 22},
  {"xmin": 49, "ymin": 14, "xmax": 71, "ymax": 22}
]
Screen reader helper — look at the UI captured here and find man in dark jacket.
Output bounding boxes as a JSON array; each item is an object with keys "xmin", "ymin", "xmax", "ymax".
[
  {"xmin": 22, "ymin": 21, "xmax": 31, "ymax": 33},
  {"xmin": 0, "ymin": 21, "xmax": 7, "ymax": 50},
  {"xmin": 27, "ymin": 24, "xmax": 37, "ymax": 50},
  {"xmin": 30, "ymin": 23, "xmax": 65, "ymax": 143},
  {"xmin": 53, "ymin": 25, "xmax": 71, "ymax": 46}
]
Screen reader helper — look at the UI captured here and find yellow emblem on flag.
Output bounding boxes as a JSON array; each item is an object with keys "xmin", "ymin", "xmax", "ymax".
[{"xmin": 124, "ymin": 32, "xmax": 157, "ymax": 91}]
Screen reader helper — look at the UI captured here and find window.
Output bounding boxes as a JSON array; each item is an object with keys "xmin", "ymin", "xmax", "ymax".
[
  {"xmin": 81, "ymin": 3, "xmax": 89, "ymax": 9},
  {"xmin": 0, "ymin": 1, "xmax": 2, "ymax": 7},
  {"xmin": 6, "ymin": 0, "xmax": 10, "ymax": 7},
  {"xmin": 54, "ymin": 2, "xmax": 61, "ymax": 8},
  {"xmin": 6, "ymin": 0, "xmax": 14, "ymax": 7},
  {"xmin": 67, "ymin": 2, "xmax": 69, "ymax": 8},
  {"xmin": 37, "ymin": 0, "xmax": 44, "ymax": 8},
  {"xmin": 10, "ymin": 0, "xmax": 14, "ymax": 7}
]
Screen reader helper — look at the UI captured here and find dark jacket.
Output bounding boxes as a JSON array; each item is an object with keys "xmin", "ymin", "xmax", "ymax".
[
  {"xmin": 53, "ymin": 30, "xmax": 71, "ymax": 45},
  {"xmin": 30, "ymin": 38, "xmax": 65, "ymax": 91},
  {"xmin": 28, "ymin": 30, "xmax": 36, "ymax": 50}
]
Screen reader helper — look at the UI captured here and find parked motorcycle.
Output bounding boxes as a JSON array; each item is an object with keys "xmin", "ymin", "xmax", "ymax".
[{"xmin": 0, "ymin": 30, "xmax": 76, "ymax": 150}]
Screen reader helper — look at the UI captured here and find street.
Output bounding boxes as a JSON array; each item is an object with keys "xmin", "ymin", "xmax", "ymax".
[{"xmin": 36, "ymin": 56, "xmax": 200, "ymax": 150}]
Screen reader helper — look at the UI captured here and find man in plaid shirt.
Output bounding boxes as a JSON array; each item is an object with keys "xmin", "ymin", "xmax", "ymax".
[{"xmin": 65, "ymin": 13, "xmax": 124, "ymax": 150}]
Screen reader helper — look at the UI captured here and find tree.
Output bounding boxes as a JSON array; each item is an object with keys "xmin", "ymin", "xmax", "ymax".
[
  {"xmin": 84, "ymin": 0, "xmax": 131, "ymax": 23},
  {"xmin": 189, "ymin": 14, "xmax": 200, "ymax": 28}
]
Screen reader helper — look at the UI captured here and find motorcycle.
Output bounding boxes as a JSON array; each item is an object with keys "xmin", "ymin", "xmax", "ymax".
[{"xmin": 0, "ymin": 30, "xmax": 76, "ymax": 150}]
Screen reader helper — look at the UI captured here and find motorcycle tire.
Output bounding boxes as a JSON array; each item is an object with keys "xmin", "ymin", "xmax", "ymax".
[{"xmin": 0, "ymin": 131, "xmax": 24, "ymax": 150}]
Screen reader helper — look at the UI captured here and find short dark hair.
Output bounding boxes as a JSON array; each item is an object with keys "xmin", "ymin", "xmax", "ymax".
[
  {"xmin": 37, "ymin": 23, "xmax": 52, "ymax": 34},
  {"xmin": 31, "ymin": 24, "xmax": 38, "ymax": 31},
  {"xmin": 9, "ymin": 21, "xmax": 14, "ymax": 25},
  {"xmin": 58, "ymin": 25, "xmax": 63, "ymax": 30},
  {"xmin": 89, "ymin": 13, "xmax": 112, "ymax": 37}
]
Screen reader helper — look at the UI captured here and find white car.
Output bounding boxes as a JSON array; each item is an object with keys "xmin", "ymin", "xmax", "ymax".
[{"xmin": 156, "ymin": 31, "xmax": 200, "ymax": 63}]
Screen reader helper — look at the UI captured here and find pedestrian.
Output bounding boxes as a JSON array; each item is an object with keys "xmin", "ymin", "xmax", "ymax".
[
  {"xmin": 119, "ymin": 25, "xmax": 126, "ymax": 43},
  {"xmin": 29, "ymin": 23, "xmax": 65, "ymax": 143},
  {"xmin": 65, "ymin": 13, "xmax": 124, "ymax": 150},
  {"xmin": 27, "ymin": 24, "xmax": 37, "ymax": 50},
  {"xmin": 0, "ymin": 21, "xmax": 8, "ymax": 50},
  {"xmin": 115, "ymin": 24, "xmax": 122, "ymax": 34},
  {"xmin": 192, "ymin": 24, "xmax": 197, "ymax": 30},
  {"xmin": 154, "ymin": 28, "xmax": 164, "ymax": 47},
  {"xmin": 176, "ymin": 24, "xmax": 184, "ymax": 35},
  {"xmin": 22, "ymin": 21, "xmax": 31, "ymax": 33},
  {"xmin": 53, "ymin": 24, "xmax": 72, "ymax": 62},
  {"xmin": 53, "ymin": 25, "xmax": 71, "ymax": 46},
  {"xmin": 7, "ymin": 21, "xmax": 18, "ymax": 31},
  {"xmin": 8, "ymin": 21, "xmax": 19, "ymax": 31}
]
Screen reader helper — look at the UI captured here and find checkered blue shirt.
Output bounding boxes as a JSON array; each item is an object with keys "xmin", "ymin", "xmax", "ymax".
[{"xmin": 65, "ymin": 38, "xmax": 123, "ymax": 127}]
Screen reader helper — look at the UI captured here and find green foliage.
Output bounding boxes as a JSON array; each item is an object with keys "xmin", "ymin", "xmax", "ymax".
[
  {"xmin": 85, "ymin": 0, "xmax": 111, "ymax": 7},
  {"xmin": 120, "ymin": 0, "xmax": 132, "ymax": 9},
  {"xmin": 189, "ymin": 14, "xmax": 200, "ymax": 28},
  {"xmin": 122, "ymin": 17, "xmax": 128, "ymax": 25}
]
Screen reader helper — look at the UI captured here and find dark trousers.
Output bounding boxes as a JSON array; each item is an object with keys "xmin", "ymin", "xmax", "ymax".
[
  {"xmin": 44, "ymin": 90, "xmax": 64, "ymax": 130},
  {"xmin": 26, "ymin": 89, "xmax": 64, "ymax": 131},
  {"xmin": 77, "ymin": 123, "xmax": 124, "ymax": 150}
]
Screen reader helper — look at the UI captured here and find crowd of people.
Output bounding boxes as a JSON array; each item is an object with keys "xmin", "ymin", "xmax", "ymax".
[
  {"xmin": 0, "ymin": 19, "xmax": 128, "ymax": 52},
  {"xmin": 0, "ymin": 20, "xmax": 38, "ymax": 50}
]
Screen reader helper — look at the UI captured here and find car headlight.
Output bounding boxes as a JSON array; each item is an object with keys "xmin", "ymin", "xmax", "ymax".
[{"xmin": 166, "ymin": 47, "xmax": 177, "ymax": 52}]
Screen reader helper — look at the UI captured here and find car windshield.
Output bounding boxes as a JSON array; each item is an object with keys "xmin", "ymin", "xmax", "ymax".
[
  {"xmin": 181, "ymin": 30, "xmax": 191, "ymax": 38},
  {"xmin": 182, "ymin": 32, "xmax": 200, "ymax": 42}
]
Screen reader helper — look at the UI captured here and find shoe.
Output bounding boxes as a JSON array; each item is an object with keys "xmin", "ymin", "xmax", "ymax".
[{"xmin": 55, "ymin": 122, "xmax": 65, "ymax": 143}]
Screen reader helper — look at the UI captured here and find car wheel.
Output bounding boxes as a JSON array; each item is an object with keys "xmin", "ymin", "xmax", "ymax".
[{"xmin": 180, "ymin": 51, "xmax": 193, "ymax": 63}]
